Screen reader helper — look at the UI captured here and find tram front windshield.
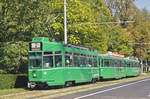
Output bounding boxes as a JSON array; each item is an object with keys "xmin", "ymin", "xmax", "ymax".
[{"xmin": 29, "ymin": 52, "xmax": 42, "ymax": 68}]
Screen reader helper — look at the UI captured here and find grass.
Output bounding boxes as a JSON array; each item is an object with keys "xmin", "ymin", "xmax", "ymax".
[{"xmin": 0, "ymin": 88, "xmax": 27, "ymax": 96}]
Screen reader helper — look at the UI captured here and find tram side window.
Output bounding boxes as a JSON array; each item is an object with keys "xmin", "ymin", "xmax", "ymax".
[
  {"xmin": 104, "ymin": 59, "xmax": 109, "ymax": 67},
  {"xmin": 137, "ymin": 63, "xmax": 140, "ymax": 67},
  {"xmin": 131, "ymin": 63, "xmax": 133, "ymax": 67},
  {"xmin": 110, "ymin": 60, "xmax": 114, "ymax": 67},
  {"xmin": 80, "ymin": 54, "xmax": 86, "ymax": 67},
  {"xmin": 123, "ymin": 61, "xmax": 125, "ymax": 67},
  {"xmin": 43, "ymin": 56, "xmax": 53, "ymax": 68},
  {"xmin": 109, "ymin": 60, "xmax": 113, "ymax": 67},
  {"xmin": 121, "ymin": 61, "xmax": 123, "ymax": 67},
  {"xmin": 93, "ymin": 56, "xmax": 97, "ymax": 67},
  {"xmin": 127, "ymin": 62, "xmax": 130, "ymax": 67},
  {"xmin": 128, "ymin": 62, "xmax": 130, "ymax": 67},
  {"xmin": 101, "ymin": 59, "xmax": 104, "ymax": 67},
  {"xmin": 114, "ymin": 60, "xmax": 118, "ymax": 67},
  {"xmin": 118, "ymin": 61, "xmax": 121, "ymax": 67},
  {"xmin": 99, "ymin": 59, "xmax": 101, "ymax": 66},
  {"xmin": 136, "ymin": 63, "xmax": 139, "ymax": 67},
  {"xmin": 130, "ymin": 63, "xmax": 132, "ymax": 67},
  {"xmin": 55, "ymin": 51, "xmax": 62, "ymax": 67},
  {"xmin": 65, "ymin": 56, "xmax": 71, "ymax": 67},
  {"xmin": 135, "ymin": 63, "xmax": 137, "ymax": 67},
  {"xmin": 43, "ymin": 51, "xmax": 53, "ymax": 68},
  {"xmin": 87, "ymin": 56, "xmax": 92, "ymax": 67},
  {"xmin": 124, "ymin": 61, "xmax": 127, "ymax": 67},
  {"xmin": 73, "ymin": 55, "xmax": 80, "ymax": 67},
  {"xmin": 65, "ymin": 52, "xmax": 73, "ymax": 67},
  {"xmin": 133, "ymin": 63, "xmax": 135, "ymax": 67}
]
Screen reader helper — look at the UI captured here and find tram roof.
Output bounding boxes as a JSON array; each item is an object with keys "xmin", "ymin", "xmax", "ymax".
[
  {"xmin": 99, "ymin": 54, "xmax": 139, "ymax": 62},
  {"xmin": 64, "ymin": 44, "xmax": 97, "ymax": 52}
]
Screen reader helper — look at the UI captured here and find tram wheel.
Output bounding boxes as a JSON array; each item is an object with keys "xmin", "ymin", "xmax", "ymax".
[
  {"xmin": 91, "ymin": 78, "xmax": 96, "ymax": 83},
  {"xmin": 65, "ymin": 81, "xmax": 73, "ymax": 87}
]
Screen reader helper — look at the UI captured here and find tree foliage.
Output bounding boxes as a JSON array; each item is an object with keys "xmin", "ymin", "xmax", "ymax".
[
  {"xmin": 0, "ymin": 42, "xmax": 28, "ymax": 74},
  {"xmin": 104, "ymin": 0, "xmax": 136, "ymax": 21},
  {"xmin": 1, "ymin": 0, "xmax": 150, "ymax": 73}
]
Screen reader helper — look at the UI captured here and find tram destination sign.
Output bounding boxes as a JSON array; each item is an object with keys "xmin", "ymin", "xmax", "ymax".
[{"xmin": 29, "ymin": 42, "xmax": 42, "ymax": 51}]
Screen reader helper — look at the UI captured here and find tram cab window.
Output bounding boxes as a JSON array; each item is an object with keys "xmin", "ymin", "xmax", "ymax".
[
  {"xmin": 29, "ymin": 58, "xmax": 42, "ymax": 68},
  {"xmin": 29, "ymin": 52, "xmax": 42, "ymax": 68},
  {"xmin": 29, "ymin": 52, "xmax": 42, "ymax": 57},
  {"xmin": 55, "ymin": 51, "xmax": 62, "ymax": 67}
]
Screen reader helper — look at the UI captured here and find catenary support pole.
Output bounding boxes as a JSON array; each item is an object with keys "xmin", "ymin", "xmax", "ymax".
[{"xmin": 64, "ymin": 0, "xmax": 67, "ymax": 44}]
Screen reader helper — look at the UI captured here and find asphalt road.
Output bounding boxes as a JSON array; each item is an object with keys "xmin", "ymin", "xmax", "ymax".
[{"xmin": 55, "ymin": 78, "xmax": 150, "ymax": 99}]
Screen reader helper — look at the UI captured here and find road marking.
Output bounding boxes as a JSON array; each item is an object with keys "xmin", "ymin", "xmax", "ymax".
[
  {"xmin": 74, "ymin": 78, "xmax": 150, "ymax": 99},
  {"xmin": 148, "ymin": 94, "xmax": 150, "ymax": 97}
]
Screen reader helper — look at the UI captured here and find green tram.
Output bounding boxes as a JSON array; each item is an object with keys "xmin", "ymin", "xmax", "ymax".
[
  {"xmin": 28, "ymin": 37, "xmax": 99, "ymax": 88},
  {"xmin": 28, "ymin": 37, "xmax": 140, "ymax": 88},
  {"xmin": 99, "ymin": 55, "xmax": 140, "ymax": 80}
]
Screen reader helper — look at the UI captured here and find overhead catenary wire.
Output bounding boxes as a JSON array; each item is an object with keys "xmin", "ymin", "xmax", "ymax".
[
  {"xmin": 68, "ymin": 21, "xmax": 135, "ymax": 26},
  {"xmin": 45, "ymin": 13, "xmax": 62, "ymax": 42}
]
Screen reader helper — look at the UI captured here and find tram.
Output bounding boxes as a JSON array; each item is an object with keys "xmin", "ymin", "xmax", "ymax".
[
  {"xmin": 28, "ymin": 37, "xmax": 140, "ymax": 88},
  {"xmin": 99, "ymin": 54, "xmax": 140, "ymax": 80},
  {"xmin": 28, "ymin": 37, "xmax": 99, "ymax": 88}
]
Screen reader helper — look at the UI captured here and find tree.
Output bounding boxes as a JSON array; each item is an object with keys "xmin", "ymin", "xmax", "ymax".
[
  {"xmin": 49, "ymin": 0, "xmax": 112, "ymax": 53},
  {"xmin": 107, "ymin": 25, "xmax": 133, "ymax": 56},
  {"xmin": 0, "ymin": 0, "xmax": 52, "ymax": 42},
  {"xmin": 0, "ymin": 42, "xmax": 28, "ymax": 74},
  {"xmin": 127, "ymin": 8, "xmax": 150, "ymax": 59},
  {"xmin": 104, "ymin": 0, "xmax": 136, "ymax": 22}
]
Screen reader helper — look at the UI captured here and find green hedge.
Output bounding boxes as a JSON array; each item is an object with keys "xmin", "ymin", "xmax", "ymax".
[{"xmin": 0, "ymin": 74, "xmax": 28, "ymax": 89}]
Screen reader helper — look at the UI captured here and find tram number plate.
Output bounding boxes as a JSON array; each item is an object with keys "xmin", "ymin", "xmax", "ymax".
[{"xmin": 30, "ymin": 42, "xmax": 42, "ymax": 51}]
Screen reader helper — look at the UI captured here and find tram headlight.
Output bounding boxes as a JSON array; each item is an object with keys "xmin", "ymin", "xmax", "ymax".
[
  {"xmin": 44, "ymin": 72, "xmax": 47, "ymax": 75},
  {"xmin": 33, "ymin": 74, "xmax": 37, "ymax": 78}
]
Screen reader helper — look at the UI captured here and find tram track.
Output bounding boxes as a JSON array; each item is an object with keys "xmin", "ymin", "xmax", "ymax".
[
  {"xmin": 0, "ymin": 81, "xmax": 118, "ymax": 99},
  {"xmin": 30, "ymin": 83, "xmax": 108, "ymax": 99},
  {"xmin": 29, "ymin": 82, "xmax": 118, "ymax": 99}
]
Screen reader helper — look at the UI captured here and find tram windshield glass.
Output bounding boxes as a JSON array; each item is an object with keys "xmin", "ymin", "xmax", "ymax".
[{"xmin": 29, "ymin": 52, "xmax": 42, "ymax": 68}]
